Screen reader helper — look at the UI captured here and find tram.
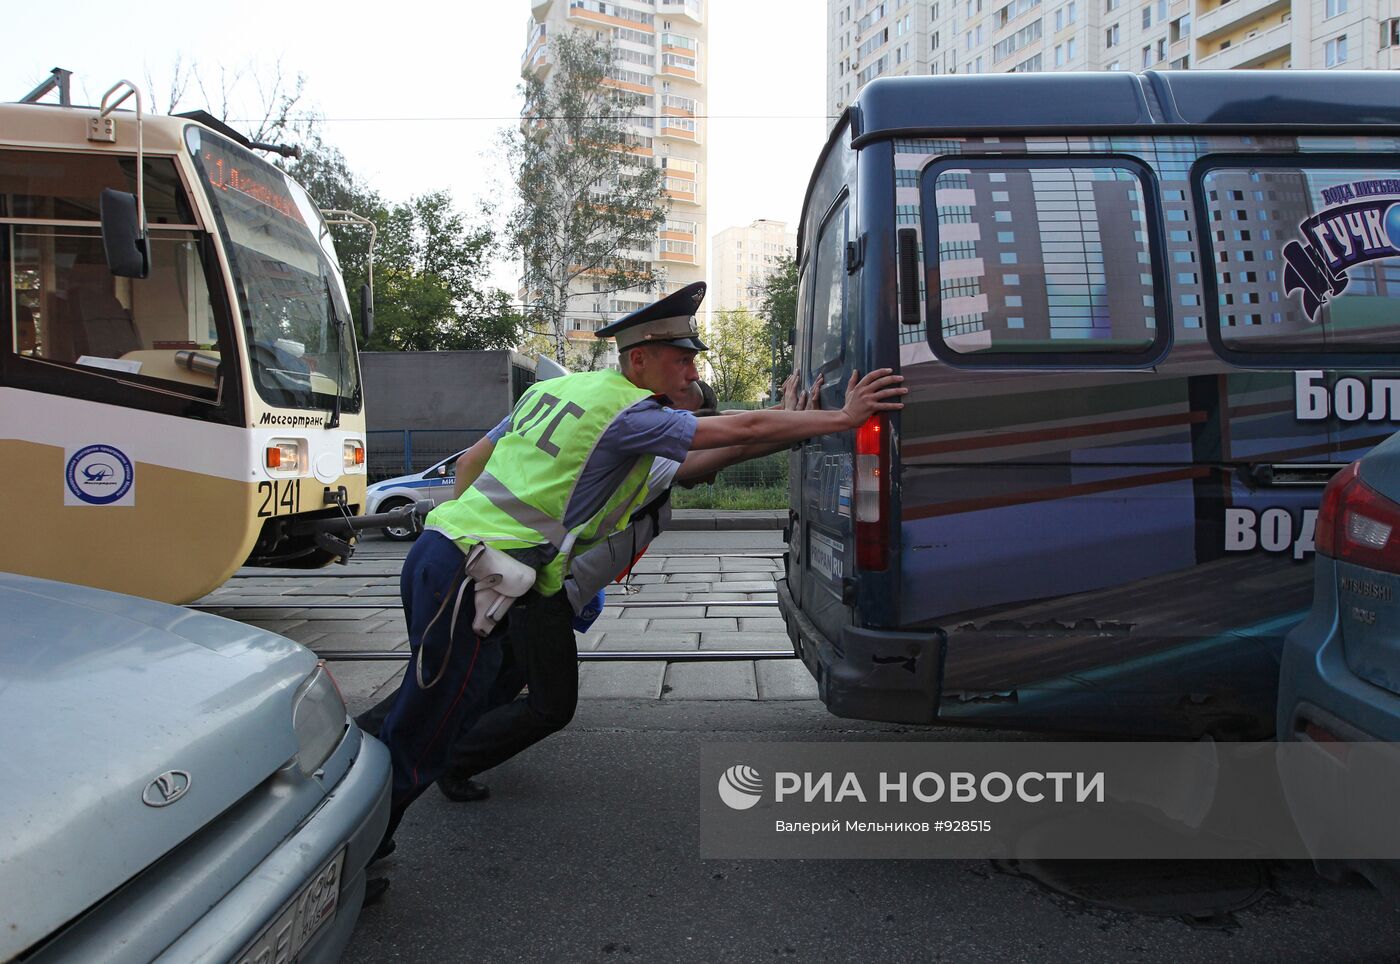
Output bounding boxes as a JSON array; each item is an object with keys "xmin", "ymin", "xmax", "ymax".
[{"xmin": 0, "ymin": 70, "xmax": 409, "ymax": 604}]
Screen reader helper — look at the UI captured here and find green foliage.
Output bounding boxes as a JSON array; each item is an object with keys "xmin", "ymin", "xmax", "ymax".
[
  {"xmin": 758, "ymin": 253, "xmax": 799, "ymax": 397},
  {"xmin": 670, "ymin": 483, "xmax": 787, "ymax": 510},
  {"xmin": 704, "ymin": 307, "xmax": 768, "ymax": 403},
  {"xmin": 508, "ymin": 30, "xmax": 670, "ymax": 365},
  {"xmin": 368, "ymin": 192, "xmax": 521, "ymax": 352}
]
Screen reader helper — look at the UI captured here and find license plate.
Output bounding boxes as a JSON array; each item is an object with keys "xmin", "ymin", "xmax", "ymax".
[{"xmin": 235, "ymin": 848, "xmax": 345, "ymax": 964}]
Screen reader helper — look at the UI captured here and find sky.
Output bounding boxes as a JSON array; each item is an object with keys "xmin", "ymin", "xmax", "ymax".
[{"xmin": 2, "ymin": 0, "xmax": 830, "ymax": 290}]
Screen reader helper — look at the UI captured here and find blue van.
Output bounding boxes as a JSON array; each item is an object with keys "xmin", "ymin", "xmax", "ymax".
[{"xmin": 778, "ymin": 70, "xmax": 1400, "ymax": 738}]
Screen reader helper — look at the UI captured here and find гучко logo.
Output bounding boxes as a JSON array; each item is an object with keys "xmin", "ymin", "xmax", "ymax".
[{"xmin": 718, "ymin": 764, "xmax": 763, "ymax": 810}]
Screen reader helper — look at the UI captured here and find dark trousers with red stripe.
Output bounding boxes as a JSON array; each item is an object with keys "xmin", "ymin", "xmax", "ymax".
[{"xmin": 377, "ymin": 530, "xmax": 504, "ymax": 844}]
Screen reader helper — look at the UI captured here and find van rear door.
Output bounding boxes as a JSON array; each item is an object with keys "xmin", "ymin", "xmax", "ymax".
[{"xmin": 792, "ymin": 195, "xmax": 856, "ymax": 651}]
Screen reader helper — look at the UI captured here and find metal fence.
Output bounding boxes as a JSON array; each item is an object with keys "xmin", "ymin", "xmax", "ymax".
[{"xmin": 367, "ymin": 428, "xmax": 492, "ymax": 482}]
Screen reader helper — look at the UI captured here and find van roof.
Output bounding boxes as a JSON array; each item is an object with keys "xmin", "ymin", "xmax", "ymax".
[{"xmin": 849, "ymin": 69, "xmax": 1400, "ymax": 145}]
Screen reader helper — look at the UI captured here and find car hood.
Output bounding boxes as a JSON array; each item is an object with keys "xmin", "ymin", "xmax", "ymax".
[{"xmin": 0, "ymin": 575, "xmax": 315, "ymax": 959}]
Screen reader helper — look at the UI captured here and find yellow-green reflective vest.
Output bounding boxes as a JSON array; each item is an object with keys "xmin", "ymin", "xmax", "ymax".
[{"xmin": 426, "ymin": 369, "xmax": 657, "ymax": 597}]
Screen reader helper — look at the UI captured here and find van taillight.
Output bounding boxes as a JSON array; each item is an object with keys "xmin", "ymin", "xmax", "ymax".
[
  {"xmin": 1317, "ymin": 461, "xmax": 1400, "ymax": 573},
  {"xmin": 855, "ymin": 414, "xmax": 890, "ymax": 571}
]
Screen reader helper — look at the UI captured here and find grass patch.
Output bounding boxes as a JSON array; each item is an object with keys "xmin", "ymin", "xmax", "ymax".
[{"xmin": 671, "ymin": 483, "xmax": 787, "ymax": 510}]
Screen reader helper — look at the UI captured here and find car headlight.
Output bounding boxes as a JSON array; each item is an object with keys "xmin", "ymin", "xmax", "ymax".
[{"xmin": 292, "ymin": 661, "xmax": 348, "ymax": 776}]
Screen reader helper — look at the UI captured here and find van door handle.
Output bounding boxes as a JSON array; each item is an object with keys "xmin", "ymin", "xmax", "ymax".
[{"xmin": 1244, "ymin": 463, "xmax": 1350, "ymax": 487}]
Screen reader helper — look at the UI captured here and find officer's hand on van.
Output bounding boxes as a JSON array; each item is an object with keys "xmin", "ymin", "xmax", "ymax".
[
  {"xmin": 841, "ymin": 368, "xmax": 906, "ymax": 427},
  {"xmin": 797, "ymin": 373, "xmax": 824, "ymax": 411}
]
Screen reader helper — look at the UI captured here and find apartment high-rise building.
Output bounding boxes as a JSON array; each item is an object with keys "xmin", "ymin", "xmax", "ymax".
[
  {"xmin": 523, "ymin": 0, "xmax": 707, "ymax": 361},
  {"xmin": 710, "ymin": 220, "xmax": 798, "ymax": 315},
  {"xmin": 828, "ymin": 0, "xmax": 1400, "ymax": 119}
]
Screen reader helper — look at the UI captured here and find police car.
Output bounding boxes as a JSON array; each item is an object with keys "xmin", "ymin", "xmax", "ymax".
[{"xmin": 364, "ymin": 450, "xmax": 466, "ymax": 540}]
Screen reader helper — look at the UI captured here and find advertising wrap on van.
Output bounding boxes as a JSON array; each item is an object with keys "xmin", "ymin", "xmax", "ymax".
[{"xmin": 1284, "ymin": 181, "xmax": 1400, "ymax": 319}]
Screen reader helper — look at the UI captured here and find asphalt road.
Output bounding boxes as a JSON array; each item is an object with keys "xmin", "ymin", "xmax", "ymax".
[{"xmin": 344, "ymin": 700, "xmax": 1400, "ymax": 964}]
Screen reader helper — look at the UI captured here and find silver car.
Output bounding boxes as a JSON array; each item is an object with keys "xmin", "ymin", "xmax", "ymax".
[
  {"xmin": 364, "ymin": 450, "xmax": 466, "ymax": 541},
  {"xmin": 0, "ymin": 573, "xmax": 390, "ymax": 963}
]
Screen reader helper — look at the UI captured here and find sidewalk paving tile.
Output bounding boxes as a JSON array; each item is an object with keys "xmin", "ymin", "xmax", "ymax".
[
  {"xmin": 291, "ymin": 607, "xmax": 389, "ymax": 620},
  {"xmin": 303, "ymin": 632, "xmax": 409, "ymax": 651},
  {"xmin": 282, "ymin": 582, "xmax": 341, "ymax": 595},
  {"xmin": 578, "ymin": 662, "xmax": 666, "ymax": 699},
  {"xmin": 658, "ymin": 573, "xmax": 713, "ymax": 584},
  {"xmin": 282, "ymin": 625, "xmax": 327, "ymax": 644},
  {"xmin": 663, "ymin": 661, "xmax": 758, "ymax": 700},
  {"xmin": 209, "ymin": 607, "xmax": 305, "ymax": 619},
  {"xmin": 719, "ymin": 558, "xmax": 781, "ymax": 572},
  {"xmin": 755, "ymin": 660, "xmax": 820, "ymax": 700},
  {"xmin": 613, "ymin": 606, "xmax": 707, "ymax": 619},
  {"xmin": 589, "ymin": 633, "xmax": 700, "ymax": 651},
  {"xmin": 713, "ymin": 579, "xmax": 777, "ymax": 592},
  {"xmin": 699, "ymin": 632, "xmax": 792, "ymax": 651},
  {"xmin": 705, "ymin": 605, "xmax": 780, "ymax": 617},
  {"xmin": 661, "ymin": 557, "xmax": 719, "ymax": 573},
  {"xmin": 738, "ymin": 617, "xmax": 788, "ymax": 633},
  {"xmin": 622, "ymin": 589, "xmax": 693, "ymax": 602},
  {"xmin": 644, "ymin": 617, "xmax": 738, "ymax": 633}
]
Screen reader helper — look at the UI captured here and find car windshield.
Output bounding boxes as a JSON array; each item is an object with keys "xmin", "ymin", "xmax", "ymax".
[{"xmin": 185, "ymin": 126, "xmax": 361, "ymax": 414}]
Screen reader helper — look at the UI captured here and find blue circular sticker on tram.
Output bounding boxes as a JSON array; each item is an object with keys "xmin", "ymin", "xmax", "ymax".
[{"xmin": 66, "ymin": 444, "xmax": 134, "ymax": 505}]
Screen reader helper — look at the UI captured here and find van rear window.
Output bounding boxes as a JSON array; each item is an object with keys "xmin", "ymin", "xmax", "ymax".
[
  {"xmin": 1198, "ymin": 161, "xmax": 1400, "ymax": 361},
  {"xmin": 921, "ymin": 159, "xmax": 1167, "ymax": 366}
]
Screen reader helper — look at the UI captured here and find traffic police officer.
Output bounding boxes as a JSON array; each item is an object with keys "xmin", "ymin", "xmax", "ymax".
[{"xmin": 371, "ymin": 280, "xmax": 906, "ymax": 875}]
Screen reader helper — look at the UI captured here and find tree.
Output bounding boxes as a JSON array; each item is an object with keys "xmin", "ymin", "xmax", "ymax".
[
  {"xmin": 508, "ymin": 30, "xmax": 670, "ymax": 365},
  {"xmin": 368, "ymin": 192, "xmax": 522, "ymax": 352},
  {"xmin": 757, "ymin": 254, "xmax": 799, "ymax": 400},
  {"xmin": 704, "ymin": 308, "xmax": 769, "ymax": 403}
]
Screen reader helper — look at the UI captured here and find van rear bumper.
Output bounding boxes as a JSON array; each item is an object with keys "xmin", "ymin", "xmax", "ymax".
[{"xmin": 776, "ymin": 576, "xmax": 943, "ymax": 723}]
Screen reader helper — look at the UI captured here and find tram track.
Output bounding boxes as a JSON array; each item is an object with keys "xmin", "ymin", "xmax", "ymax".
[{"xmin": 194, "ymin": 547, "xmax": 792, "ymax": 663}]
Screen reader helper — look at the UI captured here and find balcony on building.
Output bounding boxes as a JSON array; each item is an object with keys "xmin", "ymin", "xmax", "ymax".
[
  {"xmin": 568, "ymin": 0, "xmax": 657, "ymax": 32},
  {"xmin": 659, "ymin": 156, "xmax": 700, "ymax": 203},
  {"xmin": 658, "ymin": 116, "xmax": 700, "ymax": 143},
  {"xmin": 658, "ymin": 0, "xmax": 703, "ymax": 25},
  {"xmin": 662, "ymin": 174, "xmax": 699, "ymax": 204},
  {"xmin": 662, "ymin": 93, "xmax": 700, "ymax": 117},
  {"xmin": 522, "ymin": 24, "xmax": 550, "ymax": 75},
  {"xmin": 662, "ymin": 219, "xmax": 698, "ymax": 241},
  {"xmin": 1195, "ymin": 18, "xmax": 1290, "ymax": 69},
  {"xmin": 659, "ymin": 32, "xmax": 701, "ymax": 63},
  {"xmin": 603, "ymin": 70, "xmax": 655, "ymax": 97},
  {"xmin": 1193, "ymin": 0, "xmax": 1288, "ymax": 43},
  {"xmin": 659, "ymin": 52, "xmax": 700, "ymax": 82},
  {"xmin": 660, "ymin": 238, "xmax": 698, "ymax": 264}
]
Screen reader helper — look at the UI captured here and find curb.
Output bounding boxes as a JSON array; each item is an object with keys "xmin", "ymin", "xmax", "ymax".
[{"xmin": 668, "ymin": 509, "xmax": 786, "ymax": 531}]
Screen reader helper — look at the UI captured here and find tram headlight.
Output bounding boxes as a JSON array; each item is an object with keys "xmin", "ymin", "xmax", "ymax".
[
  {"xmin": 266, "ymin": 439, "xmax": 304, "ymax": 474},
  {"xmin": 291, "ymin": 661, "xmax": 347, "ymax": 776},
  {"xmin": 343, "ymin": 440, "xmax": 366, "ymax": 473}
]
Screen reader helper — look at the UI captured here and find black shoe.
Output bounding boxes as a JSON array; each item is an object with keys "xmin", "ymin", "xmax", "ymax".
[
  {"xmin": 438, "ymin": 773, "xmax": 490, "ymax": 802},
  {"xmin": 363, "ymin": 876, "xmax": 390, "ymax": 907},
  {"xmin": 371, "ymin": 836, "xmax": 396, "ymax": 863}
]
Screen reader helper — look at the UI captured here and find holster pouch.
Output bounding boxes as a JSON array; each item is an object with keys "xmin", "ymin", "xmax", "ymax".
[{"xmin": 464, "ymin": 542, "xmax": 537, "ymax": 637}]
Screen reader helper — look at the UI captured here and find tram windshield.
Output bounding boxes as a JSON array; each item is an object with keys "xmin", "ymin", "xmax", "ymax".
[{"xmin": 186, "ymin": 126, "xmax": 361, "ymax": 414}]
